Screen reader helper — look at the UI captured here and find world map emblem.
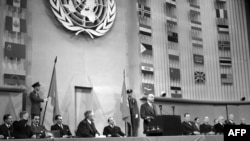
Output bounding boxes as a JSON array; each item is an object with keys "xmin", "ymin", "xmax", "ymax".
[{"xmin": 50, "ymin": 0, "xmax": 116, "ymax": 38}]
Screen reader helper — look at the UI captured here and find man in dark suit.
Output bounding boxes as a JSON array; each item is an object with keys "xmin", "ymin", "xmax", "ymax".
[
  {"xmin": 127, "ymin": 89, "xmax": 139, "ymax": 137},
  {"xmin": 51, "ymin": 115, "xmax": 72, "ymax": 138},
  {"xmin": 76, "ymin": 111, "xmax": 100, "ymax": 138},
  {"xmin": 140, "ymin": 94, "xmax": 157, "ymax": 134},
  {"xmin": 225, "ymin": 114, "xmax": 236, "ymax": 125},
  {"xmin": 200, "ymin": 116, "xmax": 214, "ymax": 135},
  {"xmin": 29, "ymin": 82, "xmax": 48, "ymax": 119},
  {"xmin": 0, "ymin": 114, "xmax": 14, "ymax": 139},
  {"xmin": 30, "ymin": 115, "xmax": 49, "ymax": 138},
  {"xmin": 181, "ymin": 113, "xmax": 200, "ymax": 135},
  {"xmin": 13, "ymin": 111, "xmax": 31, "ymax": 139},
  {"xmin": 103, "ymin": 117, "xmax": 125, "ymax": 137},
  {"xmin": 192, "ymin": 117, "xmax": 201, "ymax": 134},
  {"xmin": 213, "ymin": 116, "xmax": 224, "ymax": 135}
]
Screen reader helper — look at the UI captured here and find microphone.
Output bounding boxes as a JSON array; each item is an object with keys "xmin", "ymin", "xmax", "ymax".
[{"xmin": 159, "ymin": 105, "xmax": 162, "ymax": 115}]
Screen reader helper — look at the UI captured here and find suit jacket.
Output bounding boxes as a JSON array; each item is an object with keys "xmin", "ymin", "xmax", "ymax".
[
  {"xmin": 13, "ymin": 120, "xmax": 31, "ymax": 139},
  {"xmin": 103, "ymin": 125, "xmax": 125, "ymax": 137},
  {"xmin": 200, "ymin": 123, "xmax": 213, "ymax": 134},
  {"xmin": 30, "ymin": 124, "xmax": 46, "ymax": 138},
  {"xmin": 192, "ymin": 122, "xmax": 200, "ymax": 132},
  {"xmin": 182, "ymin": 121, "xmax": 194, "ymax": 135},
  {"xmin": 51, "ymin": 124, "xmax": 72, "ymax": 137},
  {"xmin": 76, "ymin": 119, "xmax": 100, "ymax": 138},
  {"xmin": 225, "ymin": 120, "xmax": 235, "ymax": 125},
  {"xmin": 29, "ymin": 91, "xmax": 44, "ymax": 115},
  {"xmin": 140, "ymin": 102, "xmax": 157, "ymax": 133},
  {"xmin": 213, "ymin": 123, "xmax": 224, "ymax": 134},
  {"xmin": 0, "ymin": 124, "xmax": 14, "ymax": 139}
]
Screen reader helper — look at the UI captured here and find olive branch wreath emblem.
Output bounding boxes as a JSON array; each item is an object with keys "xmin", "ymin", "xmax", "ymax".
[{"xmin": 50, "ymin": 0, "xmax": 116, "ymax": 38}]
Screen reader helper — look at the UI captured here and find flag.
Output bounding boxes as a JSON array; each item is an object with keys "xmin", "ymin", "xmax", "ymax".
[
  {"xmin": 141, "ymin": 63, "xmax": 154, "ymax": 75},
  {"xmin": 219, "ymin": 57, "xmax": 231, "ymax": 66},
  {"xmin": 167, "ymin": 16, "xmax": 177, "ymax": 25},
  {"xmin": 4, "ymin": 74, "xmax": 25, "ymax": 86},
  {"xmin": 194, "ymin": 71, "xmax": 206, "ymax": 84},
  {"xmin": 193, "ymin": 54, "xmax": 204, "ymax": 65},
  {"xmin": 169, "ymin": 54, "xmax": 179, "ymax": 61},
  {"xmin": 221, "ymin": 74, "xmax": 233, "ymax": 84},
  {"xmin": 6, "ymin": 0, "xmax": 27, "ymax": 8},
  {"xmin": 4, "ymin": 42, "xmax": 26, "ymax": 59},
  {"xmin": 170, "ymin": 68, "xmax": 180, "ymax": 81},
  {"xmin": 48, "ymin": 61, "xmax": 60, "ymax": 119},
  {"xmin": 168, "ymin": 31, "xmax": 178, "ymax": 43},
  {"xmin": 140, "ymin": 43, "xmax": 152, "ymax": 55},
  {"xmin": 218, "ymin": 41, "xmax": 230, "ymax": 51},
  {"xmin": 170, "ymin": 86, "xmax": 182, "ymax": 98},
  {"xmin": 216, "ymin": 9, "xmax": 228, "ymax": 19},
  {"xmin": 138, "ymin": 4, "xmax": 151, "ymax": 18},
  {"xmin": 191, "ymin": 20, "xmax": 202, "ymax": 31},
  {"xmin": 5, "ymin": 16, "xmax": 26, "ymax": 33},
  {"xmin": 120, "ymin": 72, "xmax": 131, "ymax": 125},
  {"xmin": 139, "ymin": 23, "xmax": 152, "ymax": 36},
  {"xmin": 142, "ymin": 83, "xmax": 154, "ymax": 95},
  {"xmin": 218, "ymin": 25, "xmax": 229, "ymax": 34}
]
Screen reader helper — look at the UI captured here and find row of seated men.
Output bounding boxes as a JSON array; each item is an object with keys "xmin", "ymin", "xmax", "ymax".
[
  {"xmin": 0, "ymin": 111, "xmax": 125, "ymax": 139},
  {"xmin": 181, "ymin": 113, "xmax": 247, "ymax": 135}
]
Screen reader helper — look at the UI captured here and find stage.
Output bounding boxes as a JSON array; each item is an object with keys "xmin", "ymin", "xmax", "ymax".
[{"xmin": 6, "ymin": 135, "xmax": 223, "ymax": 141}]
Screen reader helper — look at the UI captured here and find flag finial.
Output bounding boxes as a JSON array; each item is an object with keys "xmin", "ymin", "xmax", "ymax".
[{"xmin": 54, "ymin": 56, "xmax": 57, "ymax": 64}]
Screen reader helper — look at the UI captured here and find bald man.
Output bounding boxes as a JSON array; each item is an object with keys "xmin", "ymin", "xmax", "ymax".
[{"xmin": 140, "ymin": 94, "xmax": 157, "ymax": 134}]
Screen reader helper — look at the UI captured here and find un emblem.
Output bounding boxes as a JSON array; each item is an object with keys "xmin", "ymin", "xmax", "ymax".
[{"xmin": 50, "ymin": 0, "xmax": 116, "ymax": 38}]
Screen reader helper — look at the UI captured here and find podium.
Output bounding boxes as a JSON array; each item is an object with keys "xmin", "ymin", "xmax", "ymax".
[{"xmin": 146, "ymin": 115, "xmax": 182, "ymax": 136}]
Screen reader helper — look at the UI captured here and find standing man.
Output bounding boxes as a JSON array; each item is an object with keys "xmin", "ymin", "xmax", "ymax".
[
  {"xmin": 29, "ymin": 82, "xmax": 47, "ymax": 119},
  {"xmin": 51, "ymin": 115, "xmax": 72, "ymax": 138},
  {"xmin": 127, "ymin": 89, "xmax": 139, "ymax": 137},
  {"xmin": 76, "ymin": 111, "xmax": 100, "ymax": 138},
  {"xmin": 0, "ymin": 114, "xmax": 14, "ymax": 139},
  {"xmin": 140, "ymin": 94, "xmax": 157, "ymax": 134}
]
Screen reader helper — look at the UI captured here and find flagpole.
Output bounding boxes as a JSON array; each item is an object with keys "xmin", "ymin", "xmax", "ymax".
[{"xmin": 41, "ymin": 56, "xmax": 57, "ymax": 125}]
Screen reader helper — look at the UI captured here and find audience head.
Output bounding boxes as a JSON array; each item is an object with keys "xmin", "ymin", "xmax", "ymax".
[
  {"xmin": 107, "ymin": 117, "xmax": 115, "ymax": 126},
  {"xmin": 54, "ymin": 115, "xmax": 63, "ymax": 125},
  {"xmin": 20, "ymin": 111, "xmax": 29, "ymax": 120},
  {"xmin": 194, "ymin": 117, "xmax": 200, "ymax": 124},
  {"xmin": 147, "ymin": 94, "xmax": 155, "ymax": 103},
  {"xmin": 32, "ymin": 115, "xmax": 40, "ymax": 125},
  {"xmin": 184, "ymin": 113, "xmax": 191, "ymax": 122},
  {"xmin": 3, "ymin": 114, "xmax": 13, "ymax": 125},
  {"xmin": 204, "ymin": 116, "xmax": 210, "ymax": 123},
  {"xmin": 240, "ymin": 118, "xmax": 246, "ymax": 125},
  {"xmin": 214, "ymin": 118, "xmax": 218, "ymax": 124},
  {"xmin": 218, "ymin": 116, "xmax": 224, "ymax": 124},
  {"xmin": 228, "ymin": 114, "xmax": 234, "ymax": 121},
  {"xmin": 84, "ymin": 110, "xmax": 94, "ymax": 121}
]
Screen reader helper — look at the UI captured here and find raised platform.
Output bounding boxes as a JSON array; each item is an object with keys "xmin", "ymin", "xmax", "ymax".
[{"xmin": 6, "ymin": 135, "xmax": 223, "ymax": 141}]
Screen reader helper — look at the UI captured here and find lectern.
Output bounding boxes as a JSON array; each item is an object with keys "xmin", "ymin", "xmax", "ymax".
[{"xmin": 146, "ymin": 115, "xmax": 182, "ymax": 136}]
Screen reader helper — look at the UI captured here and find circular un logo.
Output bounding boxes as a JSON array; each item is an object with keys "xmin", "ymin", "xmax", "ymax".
[{"xmin": 50, "ymin": 0, "xmax": 116, "ymax": 38}]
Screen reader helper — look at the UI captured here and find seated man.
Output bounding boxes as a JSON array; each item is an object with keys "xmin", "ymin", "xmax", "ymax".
[
  {"xmin": 76, "ymin": 111, "xmax": 100, "ymax": 138},
  {"xmin": 13, "ymin": 111, "xmax": 31, "ymax": 139},
  {"xmin": 240, "ymin": 118, "xmax": 247, "ymax": 125},
  {"xmin": 103, "ymin": 117, "xmax": 125, "ymax": 137},
  {"xmin": 0, "ymin": 114, "xmax": 14, "ymax": 139},
  {"xmin": 181, "ymin": 113, "xmax": 200, "ymax": 135},
  {"xmin": 51, "ymin": 115, "xmax": 72, "ymax": 138},
  {"xmin": 30, "ymin": 115, "xmax": 52, "ymax": 138},
  {"xmin": 200, "ymin": 116, "xmax": 214, "ymax": 135},
  {"xmin": 192, "ymin": 117, "xmax": 200, "ymax": 133},
  {"xmin": 213, "ymin": 116, "xmax": 224, "ymax": 135},
  {"xmin": 225, "ymin": 114, "xmax": 236, "ymax": 125}
]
